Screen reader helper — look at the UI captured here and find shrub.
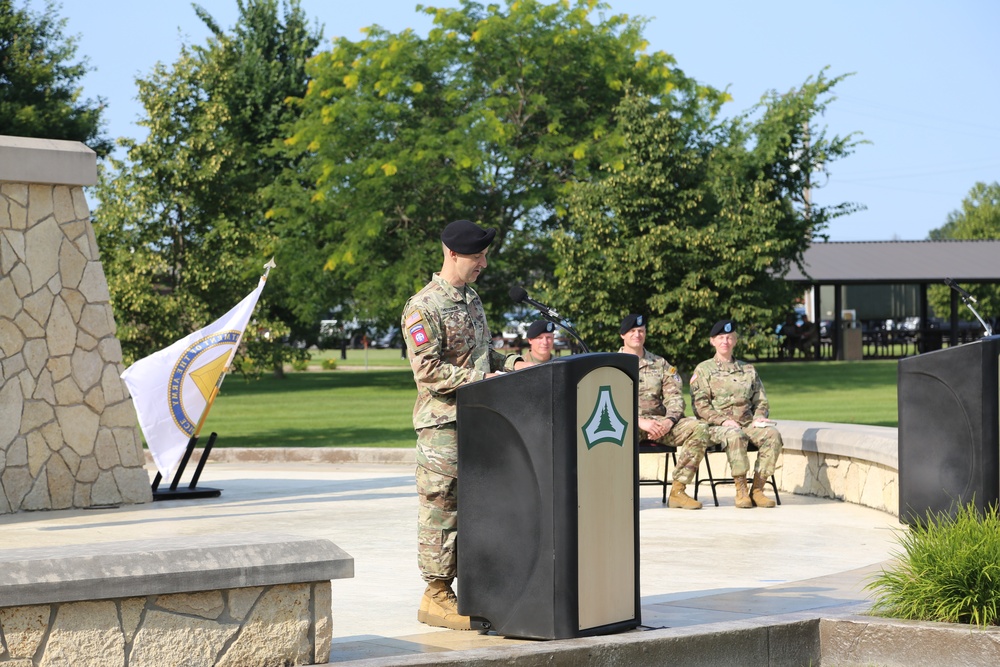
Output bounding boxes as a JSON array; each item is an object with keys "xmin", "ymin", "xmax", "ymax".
[
  {"xmin": 321, "ymin": 358, "xmax": 338, "ymax": 370},
  {"xmin": 291, "ymin": 358, "xmax": 310, "ymax": 372},
  {"xmin": 866, "ymin": 502, "xmax": 1000, "ymax": 627}
]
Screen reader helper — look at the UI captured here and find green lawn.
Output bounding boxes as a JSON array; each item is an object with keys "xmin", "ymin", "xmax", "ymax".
[
  {"xmin": 199, "ymin": 357, "xmax": 900, "ymax": 448},
  {"xmin": 308, "ymin": 346, "xmax": 411, "ymax": 368},
  {"xmin": 203, "ymin": 370, "xmax": 416, "ymax": 448},
  {"xmin": 756, "ymin": 359, "xmax": 898, "ymax": 428}
]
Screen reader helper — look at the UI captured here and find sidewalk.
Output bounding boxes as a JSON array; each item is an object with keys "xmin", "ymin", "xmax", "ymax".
[{"xmin": 0, "ymin": 457, "xmax": 903, "ymax": 665}]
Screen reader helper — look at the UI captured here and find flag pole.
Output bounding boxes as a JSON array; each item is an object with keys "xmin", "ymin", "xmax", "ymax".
[{"xmin": 191, "ymin": 258, "xmax": 276, "ymax": 439}]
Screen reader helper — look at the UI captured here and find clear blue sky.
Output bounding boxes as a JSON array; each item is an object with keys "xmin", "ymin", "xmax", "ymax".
[{"xmin": 36, "ymin": 0, "xmax": 1000, "ymax": 242}]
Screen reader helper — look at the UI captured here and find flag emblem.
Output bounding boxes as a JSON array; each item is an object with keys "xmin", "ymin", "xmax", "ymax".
[
  {"xmin": 169, "ymin": 330, "xmax": 241, "ymax": 436},
  {"xmin": 122, "ymin": 263, "xmax": 272, "ymax": 482}
]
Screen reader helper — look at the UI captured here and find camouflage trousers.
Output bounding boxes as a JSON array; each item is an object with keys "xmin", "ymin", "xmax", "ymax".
[
  {"xmin": 415, "ymin": 425, "xmax": 459, "ymax": 583},
  {"xmin": 706, "ymin": 423, "xmax": 783, "ymax": 478},
  {"xmin": 642, "ymin": 417, "xmax": 709, "ymax": 485}
]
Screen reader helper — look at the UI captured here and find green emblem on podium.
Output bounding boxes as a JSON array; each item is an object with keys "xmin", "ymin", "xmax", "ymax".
[{"xmin": 581, "ymin": 385, "xmax": 628, "ymax": 449}]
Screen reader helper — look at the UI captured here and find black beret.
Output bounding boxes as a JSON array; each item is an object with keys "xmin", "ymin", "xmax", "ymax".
[
  {"xmin": 526, "ymin": 320, "xmax": 555, "ymax": 339},
  {"xmin": 710, "ymin": 319, "xmax": 737, "ymax": 337},
  {"xmin": 620, "ymin": 313, "xmax": 646, "ymax": 335},
  {"xmin": 441, "ymin": 219, "xmax": 496, "ymax": 254}
]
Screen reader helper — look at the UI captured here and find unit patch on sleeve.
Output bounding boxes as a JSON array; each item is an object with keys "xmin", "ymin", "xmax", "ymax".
[
  {"xmin": 406, "ymin": 310, "xmax": 431, "ymax": 349},
  {"xmin": 409, "ymin": 323, "xmax": 429, "ymax": 347}
]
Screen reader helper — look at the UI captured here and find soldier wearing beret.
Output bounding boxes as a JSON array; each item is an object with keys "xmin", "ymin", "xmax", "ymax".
[
  {"xmin": 689, "ymin": 319, "xmax": 783, "ymax": 509},
  {"xmin": 524, "ymin": 319, "xmax": 556, "ymax": 364},
  {"xmin": 401, "ymin": 219, "xmax": 528, "ymax": 630},
  {"xmin": 619, "ymin": 314, "xmax": 709, "ymax": 509}
]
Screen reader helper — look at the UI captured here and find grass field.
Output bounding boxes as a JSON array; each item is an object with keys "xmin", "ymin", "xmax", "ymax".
[
  {"xmin": 756, "ymin": 360, "xmax": 898, "ymax": 428},
  {"xmin": 199, "ymin": 352, "xmax": 900, "ymax": 448}
]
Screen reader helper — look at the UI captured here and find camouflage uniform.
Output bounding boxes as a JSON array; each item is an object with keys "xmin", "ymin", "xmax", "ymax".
[
  {"xmin": 523, "ymin": 349, "xmax": 553, "ymax": 364},
  {"xmin": 623, "ymin": 347, "xmax": 709, "ymax": 484},
  {"xmin": 402, "ymin": 273, "xmax": 520, "ymax": 583},
  {"xmin": 689, "ymin": 358, "xmax": 783, "ymax": 477}
]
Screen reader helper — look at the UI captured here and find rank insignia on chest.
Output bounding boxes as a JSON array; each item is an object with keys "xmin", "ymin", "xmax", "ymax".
[{"xmin": 409, "ymin": 322, "xmax": 429, "ymax": 347}]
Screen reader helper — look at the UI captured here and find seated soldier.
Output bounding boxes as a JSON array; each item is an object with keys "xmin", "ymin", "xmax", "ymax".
[
  {"xmin": 618, "ymin": 313, "xmax": 709, "ymax": 509},
  {"xmin": 523, "ymin": 320, "xmax": 556, "ymax": 363},
  {"xmin": 690, "ymin": 319, "xmax": 782, "ymax": 509}
]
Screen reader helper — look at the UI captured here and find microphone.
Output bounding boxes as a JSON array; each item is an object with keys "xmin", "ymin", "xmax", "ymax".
[
  {"xmin": 509, "ymin": 285, "xmax": 561, "ymax": 320},
  {"xmin": 944, "ymin": 278, "xmax": 976, "ymax": 304}
]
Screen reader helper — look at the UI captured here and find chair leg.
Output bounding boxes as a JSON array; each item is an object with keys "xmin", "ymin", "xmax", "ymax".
[
  {"xmin": 660, "ymin": 452, "xmax": 671, "ymax": 504},
  {"xmin": 769, "ymin": 474, "xmax": 781, "ymax": 505},
  {"xmin": 698, "ymin": 451, "xmax": 720, "ymax": 507}
]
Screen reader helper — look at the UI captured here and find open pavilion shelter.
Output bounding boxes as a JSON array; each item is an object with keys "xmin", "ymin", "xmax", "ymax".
[{"xmin": 784, "ymin": 240, "xmax": 1000, "ymax": 360}]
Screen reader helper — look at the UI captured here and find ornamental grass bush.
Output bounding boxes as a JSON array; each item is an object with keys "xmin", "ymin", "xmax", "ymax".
[{"xmin": 866, "ymin": 502, "xmax": 1000, "ymax": 627}]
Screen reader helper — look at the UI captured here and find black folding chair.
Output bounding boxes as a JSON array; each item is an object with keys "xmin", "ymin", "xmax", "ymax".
[
  {"xmin": 638, "ymin": 439, "xmax": 678, "ymax": 504},
  {"xmin": 694, "ymin": 443, "xmax": 781, "ymax": 507}
]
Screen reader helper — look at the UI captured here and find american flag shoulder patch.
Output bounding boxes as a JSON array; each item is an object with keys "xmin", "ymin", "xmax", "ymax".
[{"xmin": 404, "ymin": 310, "xmax": 422, "ymax": 328}]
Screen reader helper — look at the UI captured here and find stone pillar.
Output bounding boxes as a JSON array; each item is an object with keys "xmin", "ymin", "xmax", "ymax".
[{"xmin": 0, "ymin": 135, "xmax": 152, "ymax": 512}]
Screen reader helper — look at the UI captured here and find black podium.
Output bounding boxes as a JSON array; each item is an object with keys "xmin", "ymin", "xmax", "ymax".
[
  {"xmin": 898, "ymin": 336, "xmax": 1000, "ymax": 524},
  {"xmin": 456, "ymin": 352, "xmax": 640, "ymax": 640}
]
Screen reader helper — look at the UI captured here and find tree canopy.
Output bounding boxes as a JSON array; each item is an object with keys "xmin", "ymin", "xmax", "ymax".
[
  {"xmin": 927, "ymin": 181, "xmax": 1000, "ymax": 320},
  {"xmin": 271, "ymin": 0, "xmax": 707, "ymax": 333},
  {"xmin": 91, "ymin": 0, "xmax": 867, "ymax": 372},
  {"xmin": 553, "ymin": 71, "xmax": 863, "ymax": 371},
  {"xmin": 92, "ymin": 0, "xmax": 322, "ymax": 367},
  {"xmin": 0, "ymin": 0, "xmax": 110, "ymax": 155}
]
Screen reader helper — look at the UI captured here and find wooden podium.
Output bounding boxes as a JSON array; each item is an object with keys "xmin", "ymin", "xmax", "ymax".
[{"xmin": 456, "ymin": 352, "xmax": 640, "ymax": 639}]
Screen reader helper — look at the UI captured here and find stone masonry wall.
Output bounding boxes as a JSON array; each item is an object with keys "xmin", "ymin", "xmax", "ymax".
[
  {"xmin": 0, "ymin": 181, "xmax": 152, "ymax": 511},
  {"xmin": 0, "ymin": 582, "xmax": 332, "ymax": 666}
]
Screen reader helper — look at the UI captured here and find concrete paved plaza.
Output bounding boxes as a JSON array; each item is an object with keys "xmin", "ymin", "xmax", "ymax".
[{"xmin": 0, "ymin": 457, "xmax": 903, "ymax": 665}]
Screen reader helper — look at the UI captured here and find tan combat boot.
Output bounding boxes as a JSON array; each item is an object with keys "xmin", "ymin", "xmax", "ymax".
[
  {"xmin": 668, "ymin": 481, "xmax": 702, "ymax": 509},
  {"xmin": 417, "ymin": 580, "xmax": 473, "ymax": 630},
  {"xmin": 751, "ymin": 473, "xmax": 777, "ymax": 508},
  {"xmin": 733, "ymin": 475, "xmax": 753, "ymax": 508}
]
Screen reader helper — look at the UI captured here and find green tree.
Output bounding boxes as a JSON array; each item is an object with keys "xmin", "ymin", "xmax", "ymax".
[
  {"xmin": 92, "ymin": 0, "xmax": 322, "ymax": 370},
  {"xmin": 271, "ymin": 0, "xmax": 706, "ymax": 333},
  {"xmin": 927, "ymin": 181, "xmax": 1000, "ymax": 321},
  {"xmin": 0, "ymin": 0, "xmax": 111, "ymax": 155},
  {"xmin": 554, "ymin": 71, "xmax": 863, "ymax": 371}
]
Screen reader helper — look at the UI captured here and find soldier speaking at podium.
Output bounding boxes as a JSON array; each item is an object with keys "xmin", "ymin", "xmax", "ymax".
[{"xmin": 401, "ymin": 219, "xmax": 529, "ymax": 629}]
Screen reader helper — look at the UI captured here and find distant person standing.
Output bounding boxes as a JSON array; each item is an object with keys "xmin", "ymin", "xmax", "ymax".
[
  {"xmin": 690, "ymin": 319, "xmax": 782, "ymax": 509},
  {"xmin": 523, "ymin": 320, "xmax": 556, "ymax": 363},
  {"xmin": 618, "ymin": 314, "xmax": 709, "ymax": 509},
  {"xmin": 401, "ymin": 219, "xmax": 528, "ymax": 630}
]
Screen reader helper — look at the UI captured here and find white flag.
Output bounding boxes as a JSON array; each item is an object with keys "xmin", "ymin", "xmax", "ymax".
[{"xmin": 121, "ymin": 271, "xmax": 269, "ymax": 481}]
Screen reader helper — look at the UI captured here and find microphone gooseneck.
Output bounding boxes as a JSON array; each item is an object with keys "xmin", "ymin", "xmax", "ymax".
[
  {"xmin": 944, "ymin": 278, "xmax": 992, "ymax": 338},
  {"xmin": 507, "ymin": 284, "xmax": 591, "ymax": 352}
]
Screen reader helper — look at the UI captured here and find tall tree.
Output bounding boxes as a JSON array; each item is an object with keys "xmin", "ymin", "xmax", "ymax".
[
  {"xmin": 271, "ymin": 0, "xmax": 710, "ymax": 333},
  {"xmin": 927, "ymin": 181, "xmax": 1000, "ymax": 320},
  {"xmin": 92, "ymin": 0, "xmax": 322, "ymax": 369},
  {"xmin": 0, "ymin": 0, "xmax": 110, "ymax": 155},
  {"xmin": 554, "ymin": 71, "xmax": 863, "ymax": 371}
]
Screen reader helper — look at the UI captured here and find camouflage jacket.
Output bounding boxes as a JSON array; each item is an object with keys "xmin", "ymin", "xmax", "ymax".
[
  {"xmin": 523, "ymin": 349, "xmax": 553, "ymax": 364},
  {"xmin": 620, "ymin": 347, "xmax": 685, "ymax": 423},
  {"xmin": 401, "ymin": 273, "xmax": 520, "ymax": 429},
  {"xmin": 689, "ymin": 358, "xmax": 770, "ymax": 427}
]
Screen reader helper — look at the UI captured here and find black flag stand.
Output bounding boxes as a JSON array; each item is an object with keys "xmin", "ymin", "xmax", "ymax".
[{"xmin": 151, "ymin": 431, "xmax": 222, "ymax": 500}]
